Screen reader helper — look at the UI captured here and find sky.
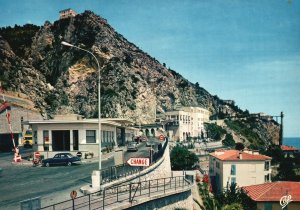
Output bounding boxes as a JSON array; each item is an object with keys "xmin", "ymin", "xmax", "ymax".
[{"xmin": 0, "ymin": 0, "xmax": 299, "ymax": 137}]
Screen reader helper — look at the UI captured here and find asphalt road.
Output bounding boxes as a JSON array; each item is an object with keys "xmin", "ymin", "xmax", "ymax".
[{"xmin": 0, "ymin": 142, "xmax": 153, "ymax": 210}]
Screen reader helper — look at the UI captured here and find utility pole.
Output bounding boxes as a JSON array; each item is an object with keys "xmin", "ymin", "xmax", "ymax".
[
  {"xmin": 272, "ymin": 112, "xmax": 284, "ymax": 146},
  {"xmin": 279, "ymin": 111, "xmax": 284, "ymax": 146}
]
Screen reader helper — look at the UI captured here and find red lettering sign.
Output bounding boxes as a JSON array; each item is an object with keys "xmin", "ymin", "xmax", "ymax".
[{"xmin": 127, "ymin": 157, "xmax": 150, "ymax": 167}]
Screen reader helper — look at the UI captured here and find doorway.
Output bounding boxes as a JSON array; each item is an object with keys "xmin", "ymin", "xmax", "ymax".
[{"xmin": 52, "ymin": 130, "xmax": 70, "ymax": 151}]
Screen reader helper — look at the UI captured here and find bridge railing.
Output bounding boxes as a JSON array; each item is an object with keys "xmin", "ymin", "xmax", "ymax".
[
  {"xmin": 41, "ymin": 176, "xmax": 192, "ymax": 210},
  {"xmin": 100, "ymin": 137, "xmax": 169, "ymax": 184}
]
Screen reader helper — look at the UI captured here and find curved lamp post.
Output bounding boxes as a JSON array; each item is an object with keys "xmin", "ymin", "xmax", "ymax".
[{"xmin": 61, "ymin": 41, "xmax": 102, "ymax": 182}]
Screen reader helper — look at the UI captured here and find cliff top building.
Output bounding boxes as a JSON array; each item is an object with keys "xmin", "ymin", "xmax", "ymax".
[{"xmin": 59, "ymin": 9, "xmax": 77, "ymax": 19}]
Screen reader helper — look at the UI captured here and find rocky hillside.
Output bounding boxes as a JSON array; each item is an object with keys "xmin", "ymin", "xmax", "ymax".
[{"xmin": 0, "ymin": 10, "xmax": 280, "ymax": 146}]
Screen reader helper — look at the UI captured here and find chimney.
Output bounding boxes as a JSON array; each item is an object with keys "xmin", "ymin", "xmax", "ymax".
[
  {"xmin": 215, "ymin": 150, "xmax": 224, "ymax": 156},
  {"xmin": 243, "ymin": 148, "xmax": 251, "ymax": 154},
  {"xmin": 239, "ymin": 152, "xmax": 242, "ymax": 159}
]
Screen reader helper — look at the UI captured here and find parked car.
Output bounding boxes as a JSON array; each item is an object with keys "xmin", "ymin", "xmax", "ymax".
[
  {"xmin": 133, "ymin": 136, "xmax": 141, "ymax": 144},
  {"xmin": 146, "ymin": 141, "xmax": 155, "ymax": 147},
  {"xmin": 127, "ymin": 142, "xmax": 138, "ymax": 152},
  {"xmin": 42, "ymin": 153, "xmax": 81, "ymax": 167},
  {"xmin": 141, "ymin": 136, "xmax": 148, "ymax": 142}
]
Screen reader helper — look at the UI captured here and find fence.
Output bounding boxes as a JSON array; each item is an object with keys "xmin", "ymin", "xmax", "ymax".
[
  {"xmin": 41, "ymin": 176, "xmax": 192, "ymax": 210},
  {"xmin": 100, "ymin": 138, "xmax": 168, "ymax": 184}
]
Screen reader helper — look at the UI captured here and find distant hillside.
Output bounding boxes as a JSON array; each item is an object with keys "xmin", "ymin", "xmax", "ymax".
[{"xmin": 0, "ymin": 10, "xmax": 280, "ymax": 147}]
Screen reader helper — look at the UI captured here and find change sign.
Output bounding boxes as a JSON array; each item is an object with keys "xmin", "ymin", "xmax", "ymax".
[{"xmin": 127, "ymin": 157, "xmax": 150, "ymax": 167}]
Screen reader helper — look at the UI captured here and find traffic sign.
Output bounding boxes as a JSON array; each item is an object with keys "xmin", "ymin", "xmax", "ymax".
[
  {"xmin": 159, "ymin": 134, "xmax": 165, "ymax": 141},
  {"xmin": 70, "ymin": 190, "xmax": 77, "ymax": 199},
  {"xmin": 127, "ymin": 157, "xmax": 150, "ymax": 167}
]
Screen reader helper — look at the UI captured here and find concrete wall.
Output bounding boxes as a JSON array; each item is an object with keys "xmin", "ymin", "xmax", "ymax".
[
  {"xmin": 124, "ymin": 190, "xmax": 193, "ymax": 210},
  {"xmin": 101, "ymin": 140, "xmax": 172, "ymax": 190}
]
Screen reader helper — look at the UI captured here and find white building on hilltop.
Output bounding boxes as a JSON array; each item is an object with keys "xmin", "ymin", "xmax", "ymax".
[
  {"xmin": 164, "ymin": 106, "xmax": 210, "ymax": 141},
  {"xmin": 59, "ymin": 9, "xmax": 77, "ymax": 19},
  {"xmin": 209, "ymin": 149, "xmax": 272, "ymax": 192}
]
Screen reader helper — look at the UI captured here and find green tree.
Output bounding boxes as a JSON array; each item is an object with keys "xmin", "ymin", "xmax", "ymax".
[
  {"xmin": 216, "ymin": 183, "xmax": 257, "ymax": 210},
  {"xmin": 235, "ymin": 143, "xmax": 245, "ymax": 151},
  {"xmin": 262, "ymin": 145, "xmax": 284, "ymax": 164},
  {"xmin": 222, "ymin": 134, "xmax": 235, "ymax": 147},
  {"xmin": 205, "ymin": 123, "xmax": 226, "ymax": 141},
  {"xmin": 170, "ymin": 145, "xmax": 198, "ymax": 170},
  {"xmin": 276, "ymin": 157, "xmax": 297, "ymax": 181},
  {"xmin": 222, "ymin": 203, "xmax": 243, "ymax": 210},
  {"xmin": 198, "ymin": 181, "xmax": 220, "ymax": 210}
]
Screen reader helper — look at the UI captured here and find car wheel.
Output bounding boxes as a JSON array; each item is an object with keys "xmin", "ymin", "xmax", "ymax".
[
  {"xmin": 67, "ymin": 162, "xmax": 72, "ymax": 166},
  {"xmin": 45, "ymin": 162, "xmax": 50, "ymax": 167}
]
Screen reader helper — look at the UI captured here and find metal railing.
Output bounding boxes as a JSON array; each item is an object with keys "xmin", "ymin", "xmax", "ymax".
[
  {"xmin": 41, "ymin": 176, "xmax": 192, "ymax": 210},
  {"xmin": 100, "ymin": 138, "xmax": 169, "ymax": 184}
]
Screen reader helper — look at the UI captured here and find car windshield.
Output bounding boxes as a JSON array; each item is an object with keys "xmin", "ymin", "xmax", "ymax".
[
  {"xmin": 129, "ymin": 143, "xmax": 136, "ymax": 146},
  {"xmin": 66, "ymin": 154, "xmax": 73, "ymax": 158}
]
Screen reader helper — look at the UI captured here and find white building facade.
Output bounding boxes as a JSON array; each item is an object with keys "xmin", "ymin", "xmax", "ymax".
[
  {"xmin": 25, "ymin": 115, "xmax": 137, "ymax": 158},
  {"xmin": 209, "ymin": 149, "xmax": 272, "ymax": 192},
  {"xmin": 164, "ymin": 107, "xmax": 210, "ymax": 141}
]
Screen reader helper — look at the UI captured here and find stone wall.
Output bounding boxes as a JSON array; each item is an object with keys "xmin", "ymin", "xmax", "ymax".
[{"xmin": 0, "ymin": 106, "xmax": 42, "ymax": 133}]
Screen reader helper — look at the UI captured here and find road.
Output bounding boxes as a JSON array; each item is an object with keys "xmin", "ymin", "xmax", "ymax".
[{"xmin": 0, "ymin": 142, "xmax": 153, "ymax": 210}]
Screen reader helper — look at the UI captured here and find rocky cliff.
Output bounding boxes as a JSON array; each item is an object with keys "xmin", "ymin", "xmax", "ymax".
[{"xmin": 0, "ymin": 10, "xmax": 280, "ymax": 146}]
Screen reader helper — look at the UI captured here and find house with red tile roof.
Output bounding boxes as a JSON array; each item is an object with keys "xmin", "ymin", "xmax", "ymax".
[
  {"xmin": 209, "ymin": 149, "xmax": 272, "ymax": 192},
  {"xmin": 243, "ymin": 182, "xmax": 300, "ymax": 210},
  {"xmin": 281, "ymin": 145, "xmax": 299, "ymax": 158}
]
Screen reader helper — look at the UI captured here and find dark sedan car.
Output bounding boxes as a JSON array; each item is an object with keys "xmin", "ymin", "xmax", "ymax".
[{"xmin": 42, "ymin": 153, "xmax": 81, "ymax": 167}]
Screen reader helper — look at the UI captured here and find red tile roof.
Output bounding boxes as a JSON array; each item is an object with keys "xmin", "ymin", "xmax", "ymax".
[
  {"xmin": 281, "ymin": 145, "xmax": 299, "ymax": 151},
  {"xmin": 210, "ymin": 149, "xmax": 271, "ymax": 161},
  {"xmin": 243, "ymin": 182, "xmax": 300, "ymax": 202}
]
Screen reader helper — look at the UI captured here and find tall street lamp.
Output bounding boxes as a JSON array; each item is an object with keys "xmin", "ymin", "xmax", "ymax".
[{"xmin": 61, "ymin": 41, "xmax": 102, "ymax": 182}]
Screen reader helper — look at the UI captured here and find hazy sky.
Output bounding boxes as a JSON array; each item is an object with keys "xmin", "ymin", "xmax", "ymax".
[{"xmin": 0, "ymin": 0, "xmax": 299, "ymax": 137}]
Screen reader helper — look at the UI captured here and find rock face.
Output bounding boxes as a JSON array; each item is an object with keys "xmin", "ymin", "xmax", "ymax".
[{"xmin": 0, "ymin": 10, "xmax": 280, "ymax": 146}]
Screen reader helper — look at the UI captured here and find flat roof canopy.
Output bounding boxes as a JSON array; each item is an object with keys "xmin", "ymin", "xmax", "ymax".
[{"xmin": 23, "ymin": 118, "xmax": 134, "ymax": 127}]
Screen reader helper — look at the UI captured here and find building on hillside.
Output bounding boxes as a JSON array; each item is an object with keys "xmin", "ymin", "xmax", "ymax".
[
  {"xmin": 59, "ymin": 9, "xmax": 77, "ymax": 19},
  {"xmin": 0, "ymin": 104, "xmax": 42, "ymax": 152},
  {"xmin": 209, "ymin": 149, "xmax": 272, "ymax": 192},
  {"xmin": 24, "ymin": 114, "xmax": 138, "ymax": 158},
  {"xmin": 223, "ymin": 100, "xmax": 235, "ymax": 106},
  {"xmin": 163, "ymin": 106, "xmax": 210, "ymax": 141},
  {"xmin": 281, "ymin": 145, "xmax": 299, "ymax": 158},
  {"xmin": 134, "ymin": 123, "xmax": 165, "ymax": 138},
  {"xmin": 243, "ymin": 182, "xmax": 300, "ymax": 210}
]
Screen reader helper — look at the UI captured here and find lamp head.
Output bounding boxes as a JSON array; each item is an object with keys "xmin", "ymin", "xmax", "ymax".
[{"xmin": 61, "ymin": 41, "xmax": 74, "ymax": 47}]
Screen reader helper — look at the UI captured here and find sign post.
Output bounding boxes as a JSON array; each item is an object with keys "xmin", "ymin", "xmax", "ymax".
[{"xmin": 70, "ymin": 190, "xmax": 77, "ymax": 210}]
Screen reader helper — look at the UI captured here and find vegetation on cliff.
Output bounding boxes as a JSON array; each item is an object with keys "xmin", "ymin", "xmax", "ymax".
[{"xmin": 0, "ymin": 10, "xmax": 280, "ymax": 146}]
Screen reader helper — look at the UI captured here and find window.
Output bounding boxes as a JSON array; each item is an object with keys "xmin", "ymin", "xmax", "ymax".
[
  {"xmin": 86, "ymin": 130, "xmax": 96, "ymax": 143},
  {"xmin": 216, "ymin": 161, "xmax": 220, "ymax": 169},
  {"xmin": 231, "ymin": 165, "xmax": 236, "ymax": 175},
  {"xmin": 265, "ymin": 161, "xmax": 270, "ymax": 171},
  {"xmin": 43, "ymin": 130, "xmax": 49, "ymax": 151},
  {"xmin": 264, "ymin": 202, "xmax": 272, "ymax": 210},
  {"xmin": 265, "ymin": 174, "xmax": 271, "ymax": 182},
  {"xmin": 231, "ymin": 177, "xmax": 236, "ymax": 185},
  {"xmin": 265, "ymin": 175, "xmax": 268, "ymax": 182}
]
